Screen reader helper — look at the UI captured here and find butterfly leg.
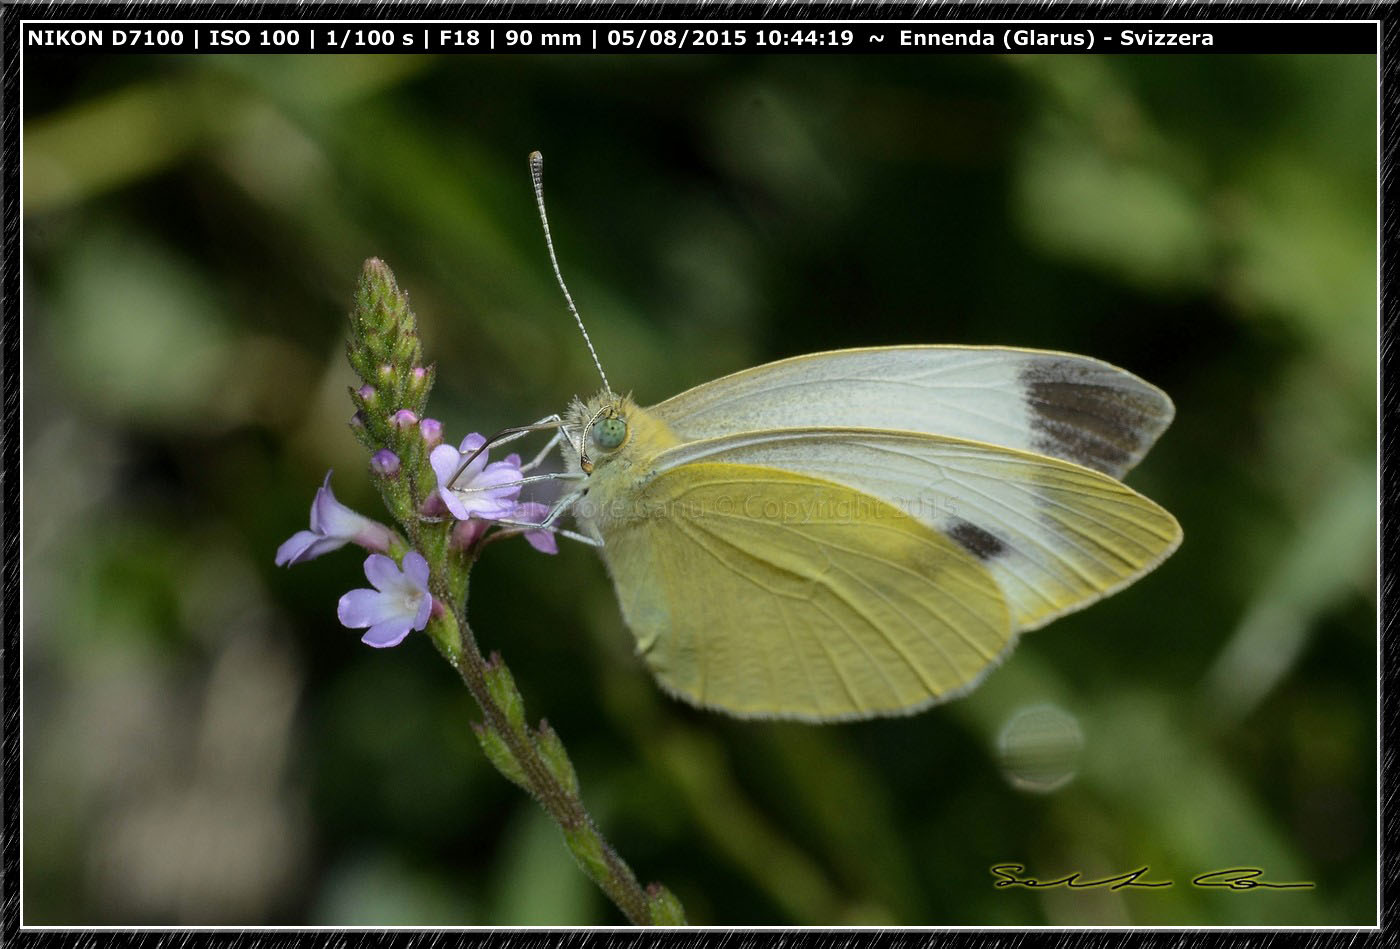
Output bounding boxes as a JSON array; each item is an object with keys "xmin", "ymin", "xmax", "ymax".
[
  {"xmin": 485, "ymin": 518, "xmax": 602, "ymax": 548},
  {"xmin": 532, "ymin": 486, "xmax": 604, "ymax": 544},
  {"xmin": 538, "ymin": 485, "xmax": 588, "ymax": 529}
]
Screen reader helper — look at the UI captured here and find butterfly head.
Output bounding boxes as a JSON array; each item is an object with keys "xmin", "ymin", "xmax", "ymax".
[
  {"xmin": 565, "ymin": 391, "xmax": 631, "ymax": 475},
  {"xmin": 563, "ymin": 390, "xmax": 680, "ymax": 477}
]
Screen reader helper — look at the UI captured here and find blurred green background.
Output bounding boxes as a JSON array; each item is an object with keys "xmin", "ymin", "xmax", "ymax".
[{"xmin": 22, "ymin": 51, "xmax": 1376, "ymax": 925}]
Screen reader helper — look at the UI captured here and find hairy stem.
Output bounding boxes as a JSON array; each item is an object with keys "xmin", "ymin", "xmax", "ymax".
[{"xmin": 426, "ymin": 605, "xmax": 670, "ymax": 925}]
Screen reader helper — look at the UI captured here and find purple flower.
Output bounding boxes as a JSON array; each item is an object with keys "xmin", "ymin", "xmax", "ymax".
[
  {"xmin": 275, "ymin": 472, "xmax": 396, "ymax": 566},
  {"xmin": 337, "ymin": 552, "xmax": 433, "ymax": 648},
  {"xmin": 430, "ymin": 433, "xmax": 524, "ymax": 521}
]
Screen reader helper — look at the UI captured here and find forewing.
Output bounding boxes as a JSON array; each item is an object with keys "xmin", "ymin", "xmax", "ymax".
[
  {"xmin": 649, "ymin": 346, "xmax": 1174, "ymax": 478},
  {"xmin": 653, "ymin": 429, "xmax": 1182, "ymax": 634},
  {"xmin": 596, "ymin": 462, "xmax": 1013, "ymax": 722}
]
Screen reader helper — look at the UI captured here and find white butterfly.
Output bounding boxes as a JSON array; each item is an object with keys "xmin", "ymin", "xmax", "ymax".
[{"xmin": 457, "ymin": 155, "xmax": 1182, "ymax": 722}]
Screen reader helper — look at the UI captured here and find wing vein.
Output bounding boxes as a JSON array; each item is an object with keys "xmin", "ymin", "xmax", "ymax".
[{"xmin": 670, "ymin": 516, "xmax": 878, "ymax": 711}]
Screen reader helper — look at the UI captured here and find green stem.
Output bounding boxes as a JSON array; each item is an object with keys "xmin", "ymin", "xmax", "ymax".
[{"xmin": 426, "ymin": 606, "xmax": 669, "ymax": 925}]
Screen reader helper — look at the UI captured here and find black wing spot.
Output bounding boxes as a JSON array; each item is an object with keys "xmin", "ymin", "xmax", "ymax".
[{"xmin": 948, "ymin": 519, "xmax": 1006, "ymax": 561}]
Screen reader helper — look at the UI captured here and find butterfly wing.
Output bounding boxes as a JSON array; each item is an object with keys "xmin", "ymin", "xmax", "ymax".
[
  {"xmin": 649, "ymin": 346, "xmax": 1174, "ymax": 478},
  {"xmin": 593, "ymin": 461, "xmax": 1012, "ymax": 721},
  {"xmin": 652, "ymin": 429, "xmax": 1182, "ymax": 634}
]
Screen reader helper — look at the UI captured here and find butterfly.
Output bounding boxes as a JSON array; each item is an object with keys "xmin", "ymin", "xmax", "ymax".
[{"xmin": 458, "ymin": 154, "xmax": 1182, "ymax": 723}]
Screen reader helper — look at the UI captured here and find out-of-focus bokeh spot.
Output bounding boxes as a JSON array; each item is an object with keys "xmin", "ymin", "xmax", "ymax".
[{"xmin": 996, "ymin": 704, "xmax": 1084, "ymax": 794}]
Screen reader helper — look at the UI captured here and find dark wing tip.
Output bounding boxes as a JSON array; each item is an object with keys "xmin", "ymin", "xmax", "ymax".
[{"xmin": 1018, "ymin": 358, "xmax": 1174, "ymax": 477}]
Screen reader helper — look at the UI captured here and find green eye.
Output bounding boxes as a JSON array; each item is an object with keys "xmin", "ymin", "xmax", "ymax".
[{"xmin": 591, "ymin": 416, "xmax": 628, "ymax": 452}]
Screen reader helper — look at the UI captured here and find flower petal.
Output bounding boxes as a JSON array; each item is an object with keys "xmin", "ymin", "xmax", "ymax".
[
  {"xmin": 318, "ymin": 501, "xmax": 379, "ymax": 542},
  {"xmin": 307, "ymin": 472, "xmax": 336, "ymax": 530},
  {"xmin": 305, "ymin": 535, "xmax": 352, "ymax": 562},
  {"xmin": 362, "ymin": 617, "xmax": 415, "ymax": 648},
  {"xmin": 478, "ymin": 459, "xmax": 524, "ymax": 486},
  {"xmin": 412, "ymin": 593, "xmax": 433, "ymax": 631},
  {"xmin": 452, "ymin": 494, "xmax": 517, "ymax": 520},
  {"xmin": 337, "ymin": 588, "xmax": 403, "ymax": 628},
  {"xmin": 308, "ymin": 473, "xmax": 340, "ymax": 531},
  {"xmin": 524, "ymin": 530, "xmax": 558, "ymax": 555},
  {"xmin": 430, "ymin": 444, "xmax": 463, "ymax": 491},
  {"xmin": 457, "ymin": 433, "xmax": 489, "ymax": 480},
  {"xmin": 275, "ymin": 530, "xmax": 324, "ymax": 566},
  {"xmin": 362, "ymin": 553, "xmax": 403, "ymax": 592},
  {"xmin": 401, "ymin": 551, "xmax": 431, "ymax": 591},
  {"xmin": 481, "ymin": 459, "xmax": 526, "ymax": 478},
  {"xmin": 470, "ymin": 463, "xmax": 525, "ymax": 507},
  {"xmin": 437, "ymin": 486, "xmax": 474, "ymax": 521}
]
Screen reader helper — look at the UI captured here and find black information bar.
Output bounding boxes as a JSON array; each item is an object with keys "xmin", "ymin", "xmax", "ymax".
[{"xmin": 20, "ymin": 21, "xmax": 1379, "ymax": 56}]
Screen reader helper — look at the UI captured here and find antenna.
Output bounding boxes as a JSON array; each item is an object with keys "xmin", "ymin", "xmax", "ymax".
[{"xmin": 530, "ymin": 151, "xmax": 611, "ymax": 394}]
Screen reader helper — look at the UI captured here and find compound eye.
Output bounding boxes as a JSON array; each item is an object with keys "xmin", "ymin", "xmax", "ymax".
[{"xmin": 591, "ymin": 416, "xmax": 628, "ymax": 453}]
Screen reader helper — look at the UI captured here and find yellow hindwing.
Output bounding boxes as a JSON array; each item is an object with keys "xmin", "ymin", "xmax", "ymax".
[{"xmin": 595, "ymin": 462, "xmax": 1014, "ymax": 722}]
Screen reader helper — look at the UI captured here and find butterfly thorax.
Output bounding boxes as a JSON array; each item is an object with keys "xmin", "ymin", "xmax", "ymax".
[{"xmin": 563, "ymin": 391, "xmax": 683, "ymax": 535}]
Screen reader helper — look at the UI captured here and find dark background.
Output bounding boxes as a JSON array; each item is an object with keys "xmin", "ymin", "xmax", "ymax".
[{"xmin": 22, "ymin": 50, "xmax": 1376, "ymax": 924}]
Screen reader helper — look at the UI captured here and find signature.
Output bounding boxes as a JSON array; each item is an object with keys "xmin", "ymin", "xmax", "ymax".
[{"xmin": 991, "ymin": 864, "xmax": 1315, "ymax": 891}]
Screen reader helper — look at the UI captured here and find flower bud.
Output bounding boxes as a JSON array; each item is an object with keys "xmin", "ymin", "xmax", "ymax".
[
  {"xmin": 472, "ymin": 722, "xmax": 527, "ymax": 788},
  {"xmin": 370, "ymin": 449, "xmax": 401, "ymax": 478},
  {"xmin": 392, "ymin": 334, "xmax": 422, "ymax": 370},
  {"xmin": 483, "ymin": 652, "xmax": 527, "ymax": 732},
  {"xmin": 451, "ymin": 517, "xmax": 488, "ymax": 550},
  {"xmin": 419, "ymin": 417, "xmax": 443, "ymax": 447},
  {"xmin": 350, "ymin": 410, "xmax": 367, "ymax": 432},
  {"xmin": 347, "ymin": 259, "xmax": 424, "ymax": 394},
  {"xmin": 357, "ymin": 384, "xmax": 377, "ymax": 405},
  {"xmin": 535, "ymin": 719, "xmax": 579, "ymax": 795},
  {"xmin": 391, "ymin": 409, "xmax": 420, "ymax": 431}
]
